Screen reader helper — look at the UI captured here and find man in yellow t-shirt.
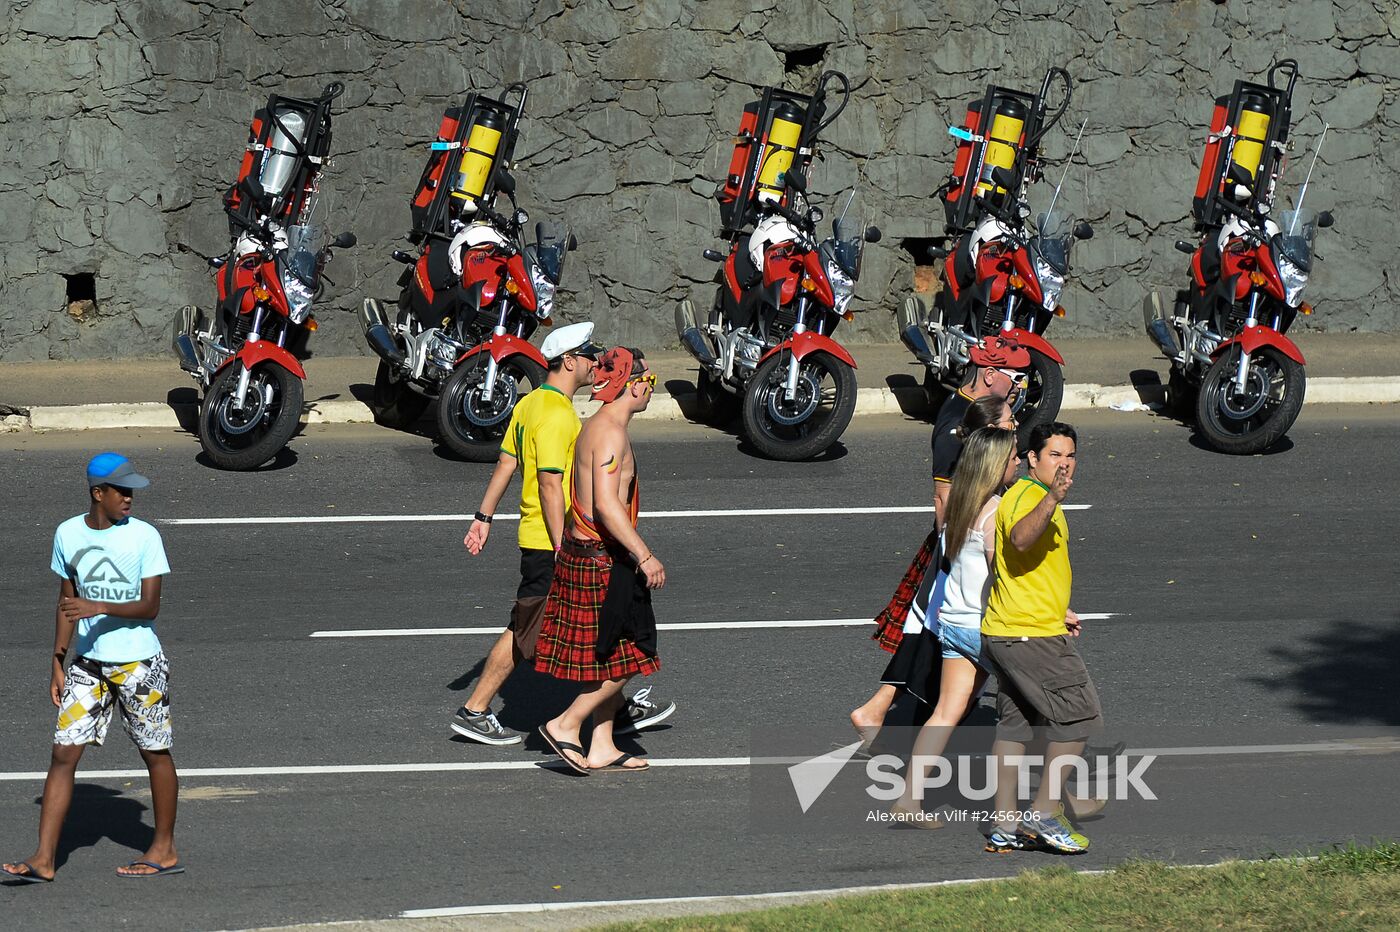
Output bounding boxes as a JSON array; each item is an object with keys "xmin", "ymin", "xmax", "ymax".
[{"xmin": 981, "ymin": 422, "xmax": 1102, "ymax": 856}]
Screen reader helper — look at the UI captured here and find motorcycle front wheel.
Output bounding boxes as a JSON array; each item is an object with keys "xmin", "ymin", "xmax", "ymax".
[
  {"xmin": 436, "ymin": 355, "xmax": 546, "ymax": 461},
  {"xmin": 198, "ymin": 362, "xmax": 304, "ymax": 471},
  {"xmin": 1010, "ymin": 348, "xmax": 1064, "ymax": 450},
  {"xmin": 371, "ymin": 360, "xmax": 431, "ymax": 429},
  {"xmin": 1195, "ymin": 345, "xmax": 1305, "ymax": 454},
  {"xmin": 741, "ymin": 351, "xmax": 857, "ymax": 461}
]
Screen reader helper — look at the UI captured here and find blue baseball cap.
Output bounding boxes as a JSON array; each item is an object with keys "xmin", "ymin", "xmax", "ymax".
[{"xmin": 86, "ymin": 452, "xmax": 150, "ymax": 490}]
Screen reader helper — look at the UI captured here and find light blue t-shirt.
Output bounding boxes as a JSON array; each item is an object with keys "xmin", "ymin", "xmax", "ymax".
[{"xmin": 51, "ymin": 515, "xmax": 171, "ymax": 663}]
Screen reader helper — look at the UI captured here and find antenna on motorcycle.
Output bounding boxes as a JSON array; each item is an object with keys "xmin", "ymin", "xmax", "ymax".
[
  {"xmin": 1289, "ymin": 121, "xmax": 1329, "ymax": 236},
  {"xmin": 1043, "ymin": 117, "xmax": 1087, "ymax": 237},
  {"xmin": 837, "ymin": 168, "xmax": 861, "ymax": 228}
]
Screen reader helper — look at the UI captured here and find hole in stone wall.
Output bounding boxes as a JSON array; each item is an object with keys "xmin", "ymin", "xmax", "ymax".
[
  {"xmin": 783, "ymin": 44, "xmax": 828, "ymax": 76},
  {"xmin": 900, "ymin": 238, "xmax": 941, "ymax": 294},
  {"xmin": 65, "ymin": 272, "xmax": 97, "ymax": 322}
]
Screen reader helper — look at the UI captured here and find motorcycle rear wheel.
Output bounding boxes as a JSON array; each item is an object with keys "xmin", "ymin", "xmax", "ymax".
[
  {"xmin": 1195, "ymin": 346, "xmax": 1305, "ymax": 454},
  {"xmin": 371, "ymin": 360, "xmax": 431, "ymax": 429},
  {"xmin": 198, "ymin": 362, "xmax": 303, "ymax": 471},
  {"xmin": 436, "ymin": 355, "xmax": 546, "ymax": 461},
  {"xmin": 694, "ymin": 369, "xmax": 741, "ymax": 426},
  {"xmin": 1010, "ymin": 348, "xmax": 1064, "ymax": 450},
  {"xmin": 741, "ymin": 351, "xmax": 857, "ymax": 461}
]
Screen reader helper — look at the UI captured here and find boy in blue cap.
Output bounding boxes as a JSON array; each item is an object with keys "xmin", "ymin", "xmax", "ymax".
[{"xmin": 2, "ymin": 453, "xmax": 181, "ymax": 882}]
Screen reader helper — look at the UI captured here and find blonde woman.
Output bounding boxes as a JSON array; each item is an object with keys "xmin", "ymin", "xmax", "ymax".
[{"xmin": 891, "ymin": 426, "xmax": 1018, "ymax": 825}]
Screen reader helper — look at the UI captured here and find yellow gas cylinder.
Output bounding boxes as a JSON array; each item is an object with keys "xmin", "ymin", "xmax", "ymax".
[
  {"xmin": 977, "ymin": 98, "xmax": 1027, "ymax": 196},
  {"xmin": 755, "ymin": 101, "xmax": 806, "ymax": 203},
  {"xmin": 1230, "ymin": 94, "xmax": 1272, "ymax": 185},
  {"xmin": 451, "ymin": 107, "xmax": 506, "ymax": 213}
]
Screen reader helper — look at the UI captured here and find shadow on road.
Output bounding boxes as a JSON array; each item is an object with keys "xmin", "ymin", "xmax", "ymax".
[
  {"xmin": 31, "ymin": 784, "xmax": 153, "ymax": 871},
  {"xmin": 1251, "ymin": 616, "xmax": 1400, "ymax": 724}
]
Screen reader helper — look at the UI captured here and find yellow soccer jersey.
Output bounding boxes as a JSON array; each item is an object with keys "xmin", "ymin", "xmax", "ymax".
[
  {"xmin": 983, "ymin": 476, "xmax": 1072, "ymax": 637},
  {"xmin": 500, "ymin": 385, "xmax": 581, "ymax": 551}
]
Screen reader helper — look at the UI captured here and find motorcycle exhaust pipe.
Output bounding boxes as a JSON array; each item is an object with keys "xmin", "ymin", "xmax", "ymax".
[
  {"xmin": 360, "ymin": 298, "xmax": 405, "ymax": 366},
  {"xmin": 897, "ymin": 296, "xmax": 937, "ymax": 366},
  {"xmin": 675, "ymin": 300, "xmax": 717, "ymax": 368},
  {"xmin": 1143, "ymin": 293, "xmax": 1182, "ymax": 360},
  {"xmin": 172, "ymin": 305, "xmax": 204, "ymax": 374}
]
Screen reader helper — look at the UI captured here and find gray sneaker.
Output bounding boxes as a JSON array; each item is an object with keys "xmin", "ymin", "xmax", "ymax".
[
  {"xmin": 450, "ymin": 707, "xmax": 524, "ymax": 746},
  {"xmin": 614, "ymin": 686, "xmax": 676, "ymax": 736}
]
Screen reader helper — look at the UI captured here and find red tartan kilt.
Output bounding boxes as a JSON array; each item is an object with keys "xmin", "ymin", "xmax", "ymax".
[
  {"xmin": 871, "ymin": 532, "xmax": 937, "ymax": 654},
  {"xmin": 535, "ymin": 544, "xmax": 661, "ymax": 682}
]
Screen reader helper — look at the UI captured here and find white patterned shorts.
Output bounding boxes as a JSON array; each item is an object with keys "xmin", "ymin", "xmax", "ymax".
[{"xmin": 54, "ymin": 653, "xmax": 172, "ymax": 751}]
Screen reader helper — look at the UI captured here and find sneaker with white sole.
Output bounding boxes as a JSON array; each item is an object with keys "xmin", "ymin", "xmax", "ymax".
[
  {"xmin": 614, "ymin": 686, "xmax": 676, "ymax": 736},
  {"xmin": 1018, "ymin": 814, "xmax": 1091, "ymax": 854},
  {"xmin": 450, "ymin": 707, "xmax": 524, "ymax": 746}
]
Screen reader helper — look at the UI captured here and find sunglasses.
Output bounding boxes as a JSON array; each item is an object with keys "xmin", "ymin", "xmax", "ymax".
[
  {"xmin": 996, "ymin": 368, "xmax": 1028, "ymax": 385},
  {"xmin": 626, "ymin": 373, "xmax": 658, "ymax": 389}
]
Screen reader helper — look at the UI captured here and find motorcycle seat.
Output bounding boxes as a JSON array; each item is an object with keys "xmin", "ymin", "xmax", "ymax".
[
  {"xmin": 952, "ymin": 235, "xmax": 977, "ymax": 290},
  {"xmin": 732, "ymin": 235, "xmax": 762, "ymax": 289}
]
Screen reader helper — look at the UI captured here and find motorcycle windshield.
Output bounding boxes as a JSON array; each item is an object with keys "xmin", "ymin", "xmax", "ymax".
[
  {"xmin": 1276, "ymin": 209, "xmax": 1317, "ymax": 273},
  {"xmin": 830, "ymin": 217, "xmax": 866, "ymax": 278},
  {"xmin": 1030, "ymin": 210, "xmax": 1076, "ymax": 275},
  {"xmin": 532, "ymin": 222, "xmax": 571, "ymax": 285},
  {"xmin": 283, "ymin": 223, "xmax": 323, "ymax": 287}
]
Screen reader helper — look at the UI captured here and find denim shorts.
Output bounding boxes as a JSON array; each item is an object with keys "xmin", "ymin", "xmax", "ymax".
[{"xmin": 939, "ymin": 624, "xmax": 987, "ymax": 669}]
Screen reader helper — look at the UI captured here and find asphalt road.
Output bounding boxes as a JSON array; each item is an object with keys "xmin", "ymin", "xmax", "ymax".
[{"xmin": 2, "ymin": 408, "xmax": 1398, "ymax": 930}]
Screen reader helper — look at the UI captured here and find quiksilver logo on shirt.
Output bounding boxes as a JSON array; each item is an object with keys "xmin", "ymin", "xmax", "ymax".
[{"xmin": 70, "ymin": 546, "xmax": 139, "ymax": 602}]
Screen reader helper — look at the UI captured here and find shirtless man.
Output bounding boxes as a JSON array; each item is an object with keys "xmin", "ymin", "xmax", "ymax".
[{"xmin": 534, "ymin": 348, "xmax": 665, "ymax": 774}]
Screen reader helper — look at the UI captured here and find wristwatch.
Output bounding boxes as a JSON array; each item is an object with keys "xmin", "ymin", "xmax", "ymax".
[{"xmin": 474, "ymin": 512, "xmax": 493, "ymax": 524}]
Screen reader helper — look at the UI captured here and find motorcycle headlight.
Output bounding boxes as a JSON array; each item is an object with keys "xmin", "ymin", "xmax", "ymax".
[
  {"xmin": 528, "ymin": 260, "xmax": 556, "ymax": 319},
  {"xmin": 1033, "ymin": 255, "xmax": 1065, "ymax": 312},
  {"xmin": 281, "ymin": 269, "xmax": 315, "ymax": 324},
  {"xmin": 823, "ymin": 251, "xmax": 856, "ymax": 316},
  {"xmin": 427, "ymin": 333, "xmax": 460, "ymax": 371},
  {"xmin": 1276, "ymin": 254, "xmax": 1309, "ymax": 307}
]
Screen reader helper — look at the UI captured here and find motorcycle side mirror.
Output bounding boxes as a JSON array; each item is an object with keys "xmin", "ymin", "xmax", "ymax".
[
  {"xmin": 497, "ymin": 170, "xmax": 517, "ymax": 197},
  {"xmin": 332, "ymin": 232, "xmax": 357, "ymax": 248},
  {"xmin": 567, "ymin": 233, "xmax": 578, "ymax": 252},
  {"xmin": 865, "ymin": 226, "xmax": 882, "ymax": 244},
  {"xmin": 1317, "ymin": 210, "xmax": 1334, "ymax": 228},
  {"xmin": 1074, "ymin": 222, "xmax": 1094, "ymax": 241},
  {"xmin": 787, "ymin": 169, "xmax": 807, "ymax": 193}
]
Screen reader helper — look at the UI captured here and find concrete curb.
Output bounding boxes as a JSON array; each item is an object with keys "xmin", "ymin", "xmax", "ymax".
[{"xmin": 6, "ymin": 377, "xmax": 1400, "ymax": 433}]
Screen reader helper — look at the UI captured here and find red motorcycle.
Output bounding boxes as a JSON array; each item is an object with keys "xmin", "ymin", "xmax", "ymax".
[
  {"xmin": 360, "ymin": 84, "xmax": 569, "ymax": 461},
  {"xmin": 173, "ymin": 83, "xmax": 355, "ymax": 471},
  {"xmin": 676, "ymin": 70, "xmax": 880, "ymax": 461},
  {"xmin": 897, "ymin": 68, "xmax": 1090, "ymax": 446},
  {"xmin": 1145, "ymin": 60, "xmax": 1334, "ymax": 454}
]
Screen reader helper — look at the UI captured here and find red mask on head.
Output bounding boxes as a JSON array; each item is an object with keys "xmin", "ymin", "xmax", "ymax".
[
  {"xmin": 969, "ymin": 335, "xmax": 1031, "ymax": 369},
  {"xmin": 592, "ymin": 347, "xmax": 637, "ymax": 403}
]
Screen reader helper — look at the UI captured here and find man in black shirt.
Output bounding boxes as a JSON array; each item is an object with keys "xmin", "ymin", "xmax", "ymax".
[{"xmin": 931, "ymin": 335, "xmax": 1030, "ymax": 523}]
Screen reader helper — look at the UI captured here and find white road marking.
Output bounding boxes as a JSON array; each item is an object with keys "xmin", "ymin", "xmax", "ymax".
[
  {"xmin": 0, "ymin": 738, "xmax": 1389, "ymax": 783},
  {"xmin": 306, "ymin": 614, "xmax": 1122, "ymax": 638},
  {"xmin": 160, "ymin": 504, "xmax": 1092, "ymax": 526}
]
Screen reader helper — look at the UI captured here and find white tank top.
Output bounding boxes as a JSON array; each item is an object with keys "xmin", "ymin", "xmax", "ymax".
[{"xmin": 938, "ymin": 496, "xmax": 999, "ymax": 629}]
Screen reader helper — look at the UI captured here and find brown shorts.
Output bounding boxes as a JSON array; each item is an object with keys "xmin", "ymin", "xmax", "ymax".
[
  {"xmin": 983, "ymin": 634, "xmax": 1103, "ymax": 743},
  {"xmin": 509, "ymin": 549, "xmax": 555, "ymax": 661}
]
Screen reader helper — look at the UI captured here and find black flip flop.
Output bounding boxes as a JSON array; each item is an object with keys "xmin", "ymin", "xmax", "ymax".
[
  {"xmin": 538, "ymin": 726, "xmax": 590, "ymax": 775},
  {"xmin": 118, "ymin": 860, "xmax": 185, "ymax": 878},
  {"xmin": 592, "ymin": 753, "xmax": 650, "ymax": 773},
  {"xmin": 2, "ymin": 861, "xmax": 53, "ymax": 884}
]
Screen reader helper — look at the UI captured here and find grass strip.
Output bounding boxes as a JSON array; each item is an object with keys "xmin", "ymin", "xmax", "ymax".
[{"xmin": 601, "ymin": 842, "xmax": 1400, "ymax": 931}]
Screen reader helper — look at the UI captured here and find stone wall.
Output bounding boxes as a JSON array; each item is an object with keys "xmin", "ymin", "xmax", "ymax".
[{"xmin": 1, "ymin": 0, "xmax": 1396, "ymax": 360}]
